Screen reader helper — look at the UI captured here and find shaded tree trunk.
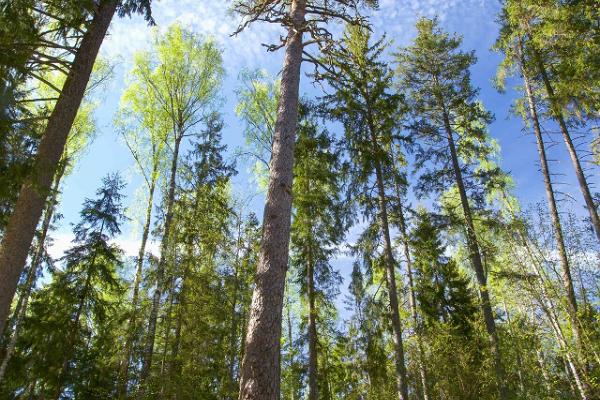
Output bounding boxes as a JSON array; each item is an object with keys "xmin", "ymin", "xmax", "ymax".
[
  {"xmin": 0, "ymin": 166, "xmax": 64, "ymax": 382},
  {"xmin": 533, "ymin": 51, "xmax": 600, "ymax": 243},
  {"xmin": 237, "ymin": 1, "xmax": 305, "ymax": 398},
  {"xmin": 139, "ymin": 132, "xmax": 183, "ymax": 396},
  {"xmin": 440, "ymin": 103, "xmax": 507, "ymax": 400},
  {"xmin": 118, "ymin": 163, "xmax": 159, "ymax": 398},
  {"xmin": 0, "ymin": 0, "xmax": 117, "ymax": 335}
]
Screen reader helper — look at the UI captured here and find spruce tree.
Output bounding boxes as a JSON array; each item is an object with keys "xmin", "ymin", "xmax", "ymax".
[
  {"xmin": 319, "ymin": 25, "xmax": 410, "ymax": 399},
  {"xmin": 395, "ymin": 18, "xmax": 508, "ymax": 399}
]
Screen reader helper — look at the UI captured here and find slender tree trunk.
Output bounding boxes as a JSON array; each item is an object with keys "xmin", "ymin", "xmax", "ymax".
[
  {"xmin": 307, "ymin": 238, "xmax": 319, "ymax": 400},
  {"xmin": 440, "ymin": 105, "xmax": 507, "ymax": 400},
  {"xmin": 533, "ymin": 51, "xmax": 600, "ymax": 243},
  {"xmin": 228, "ymin": 218, "xmax": 243, "ymax": 399},
  {"xmin": 54, "ymin": 267, "xmax": 94, "ymax": 399},
  {"xmin": 372, "ymin": 160, "xmax": 409, "ymax": 400},
  {"xmin": 117, "ymin": 166, "xmax": 159, "ymax": 398},
  {"xmin": 0, "ymin": 166, "xmax": 63, "ymax": 382},
  {"xmin": 502, "ymin": 302, "xmax": 525, "ymax": 394},
  {"xmin": 139, "ymin": 133, "xmax": 183, "ymax": 396},
  {"xmin": 519, "ymin": 46, "xmax": 584, "ymax": 350},
  {"xmin": 159, "ymin": 277, "xmax": 175, "ymax": 397},
  {"xmin": 396, "ymin": 198, "xmax": 429, "ymax": 400},
  {"xmin": 286, "ymin": 286, "xmax": 296, "ymax": 400},
  {"xmin": 237, "ymin": 1, "xmax": 305, "ymax": 398},
  {"xmin": 0, "ymin": 0, "xmax": 117, "ymax": 334}
]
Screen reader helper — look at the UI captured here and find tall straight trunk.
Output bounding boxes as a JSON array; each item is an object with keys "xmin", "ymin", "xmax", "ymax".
[
  {"xmin": 533, "ymin": 51, "xmax": 600, "ymax": 243},
  {"xmin": 139, "ymin": 133, "xmax": 183, "ymax": 395},
  {"xmin": 0, "ymin": 166, "xmax": 63, "ymax": 382},
  {"xmin": 307, "ymin": 239, "xmax": 318, "ymax": 400},
  {"xmin": 364, "ymin": 81, "xmax": 409, "ymax": 400},
  {"xmin": 372, "ymin": 159, "xmax": 409, "ymax": 400},
  {"xmin": 237, "ymin": 1, "xmax": 305, "ymax": 398},
  {"xmin": 395, "ymin": 198, "xmax": 429, "ymax": 400},
  {"xmin": 158, "ymin": 278, "xmax": 175, "ymax": 397},
  {"xmin": 440, "ymin": 105, "xmax": 507, "ymax": 400},
  {"xmin": 117, "ymin": 165, "xmax": 159, "ymax": 398},
  {"xmin": 0, "ymin": 0, "xmax": 117, "ymax": 334},
  {"xmin": 519, "ymin": 46, "xmax": 584, "ymax": 349}
]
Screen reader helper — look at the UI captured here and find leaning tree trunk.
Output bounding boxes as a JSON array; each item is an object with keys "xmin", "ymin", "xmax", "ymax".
[
  {"xmin": 0, "ymin": 166, "xmax": 64, "ymax": 382},
  {"xmin": 237, "ymin": 1, "xmax": 305, "ymax": 399},
  {"xmin": 441, "ymin": 105, "xmax": 508, "ymax": 400},
  {"xmin": 117, "ymin": 164, "xmax": 159, "ymax": 398},
  {"xmin": 396, "ymin": 198, "xmax": 429, "ymax": 400},
  {"xmin": 533, "ymin": 52, "xmax": 600, "ymax": 243},
  {"xmin": 0, "ymin": 1, "xmax": 117, "ymax": 332},
  {"xmin": 519, "ymin": 46, "xmax": 585, "ymax": 351},
  {"xmin": 0, "ymin": 0, "xmax": 117, "ymax": 335},
  {"xmin": 138, "ymin": 133, "xmax": 183, "ymax": 397}
]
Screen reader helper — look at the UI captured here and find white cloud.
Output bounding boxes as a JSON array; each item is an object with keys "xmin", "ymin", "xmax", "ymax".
[{"xmin": 47, "ymin": 231, "xmax": 160, "ymax": 260}]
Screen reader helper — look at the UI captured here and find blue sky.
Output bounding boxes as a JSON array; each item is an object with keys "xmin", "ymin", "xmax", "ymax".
[{"xmin": 48, "ymin": 0, "xmax": 598, "ymax": 272}]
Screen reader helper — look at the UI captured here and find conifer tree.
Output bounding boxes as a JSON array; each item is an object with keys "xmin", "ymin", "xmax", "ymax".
[
  {"xmin": 2, "ymin": 173, "xmax": 127, "ymax": 398},
  {"xmin": 231, "ymin": 2, "xmax": 375, "ymax": 396},
  {"xmin": 290, "ymin": 103, "xmax": 347, "ymax": 400},
  {"xmin": 319, "ymin": 25, "xmax": 410, "ymax": 399},
  {"xmin": 0, "ymin": 0, "xmax": 154, "ymax": 336},
  {"xmin": 395, "ymin": 18, "xmax": 508, "ymax": 399}
]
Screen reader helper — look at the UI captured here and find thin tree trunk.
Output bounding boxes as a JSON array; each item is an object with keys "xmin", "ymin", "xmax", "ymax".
[
  {"xmin": 502, "ymin": 301, "xmax": 525, "ymax": 394},
  {"xmin": 159, "ymin": 277, "xmax": 175, "ymax": 398},
  {"xmin": 117, "ymin": 165, "xmax": 159, "ymax": 398},
  {"xmin": 307, "ymin": 238, "xmax": 319, "ymax": 400},
  {"xmin": 0, "ymin": 0, "xmax": 117, "ymax": 334},
  {"xmin": 237, "ymin": 1, "xmax": 305, "ymax": 398},
  {"xmin": 286, "ymin": 286, "xmax": 296, "ymax": 400},
  {"xmin": 228, "ymin": 217, "xmax": 243, "ymax": 399},
  {"xmin": 0, "ymin": 166, "xmax": 63, "ymax": 382},
  {"xmin": 440, "ymin": 104, "xmax": 507, "ymax": 400},
  {"xmin": 396, "ymin": 198, "xmax": 429, "ymax": 400},
  {"xmin": 53, "ymin": 266, "xmax": 94, "ymax": 399},
  {"xmin": 519, "ymin": 45, "xmax": 584, "ymax": 351},
  {"xmin": 139, "ymin": 133, "xmax": 182, "ymax": 396},
  {"xmin": 533, "ymin": 51, "xmax": 600, "ymax": 243}
]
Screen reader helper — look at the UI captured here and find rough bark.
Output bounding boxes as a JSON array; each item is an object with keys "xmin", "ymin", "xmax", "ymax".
[
  {"xmin": 0, "ymin": 168, "xmax": 62, "ymax": 382},
  {"xmin": 519, "ymin": 47, "xmax": 584, "ymax": 351},
  {"xmin": 0, "ymin": 0, "xmax": 117, "ymax": 335},
  {"xmin": 117, "ymin": 164, "xmax": 159, "ymax": 398},
  {"xmin": 138, "ymin": 132, "xmax": 183, "ymax": 396},
  {"xmin": 534, "ymin": 53, "xmax": 600, "ymax": 243},
  {"xmin": 237, "ymin": 1, "xmax": 305, "ymax": 398},
  {"xmin": 440, "ymin": 105, "xmax": 507, "ymax": 400}
]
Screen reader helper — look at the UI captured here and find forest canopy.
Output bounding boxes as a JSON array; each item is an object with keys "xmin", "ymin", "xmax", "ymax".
[{"xmin": 0, "ymin": 1, "xmax": 599, "ymax": 399}]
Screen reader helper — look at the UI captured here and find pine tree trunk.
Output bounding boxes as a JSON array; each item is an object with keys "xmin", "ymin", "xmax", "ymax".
[
  {"xmin": 228, "ymin": 218, "xmax": 243, "ymax": 399},
  {"xmin": 139, "ymin": 133, "xmax": 183, "ymax": 396},
  {"xmin": 117, "ymin": 165, "xmax": 159, "ymax": 398},
  {"xmin": 307, "ymin": 238, "xmax": 319, "ymax": 400},
  {"xmin": 237, "ymin": 1, "xmax": 305, "ymax": 398},
  {"xmin": 0, "ymin": 0, "xmax": 117, "ymax": 335},
  {"xmin": 396, "ymin": 199, "xmax": 429, "ymax": 400},
  {"xmin": 519, "ymin": 47, "xmax": 584, "ymax": 351},
  {"xmin": 533, "ymin": 52, "xmax": 600, "ymax": 243},
  {"xmin": 440, "ymin": 105, "xmax": 507, "ymax": 400},
  {"xmin": 0, "ymin": 167, "xmax": 63, "ymax": 382}
]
